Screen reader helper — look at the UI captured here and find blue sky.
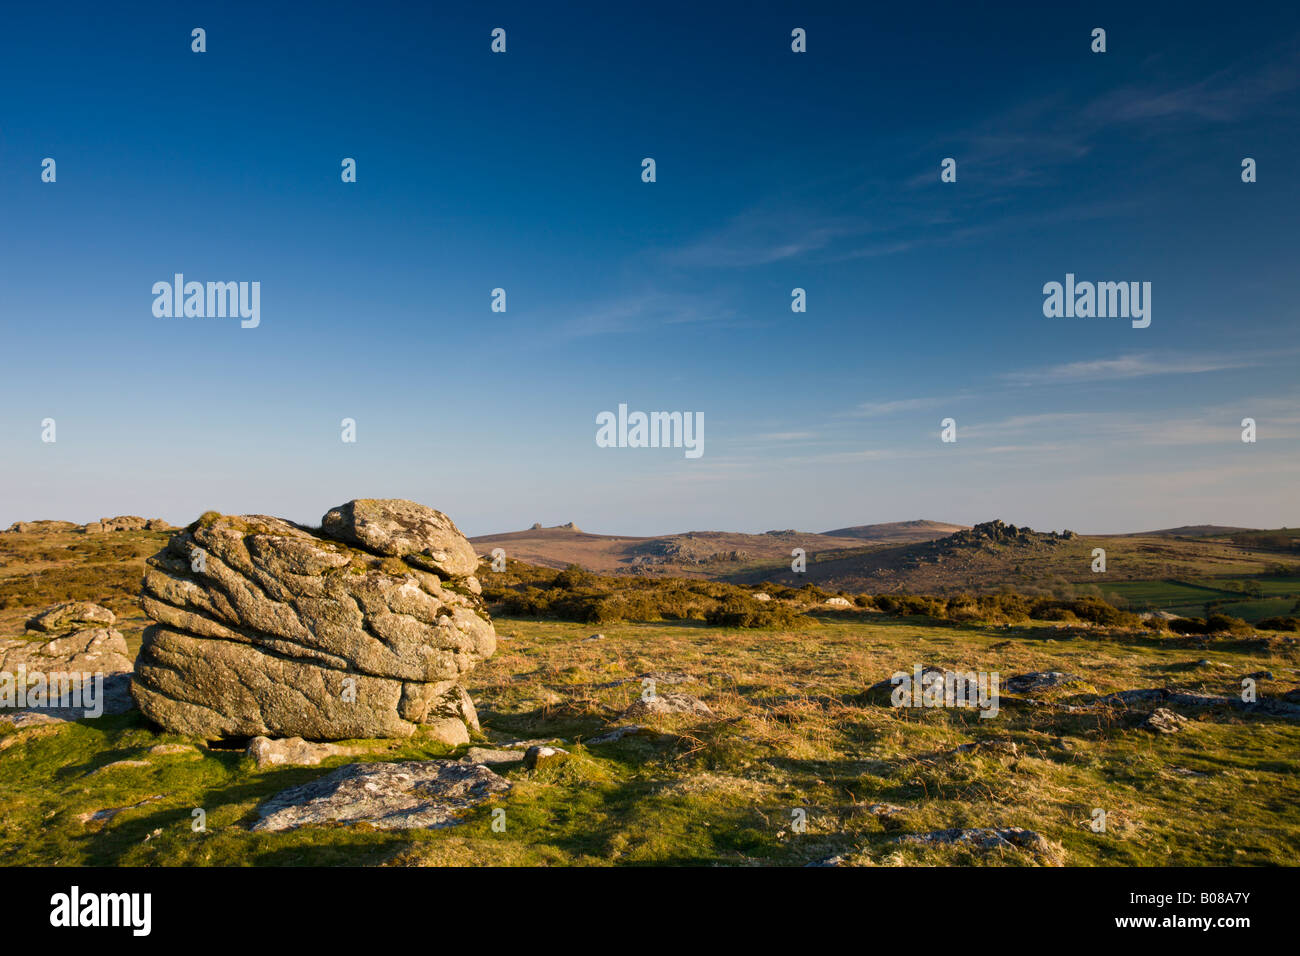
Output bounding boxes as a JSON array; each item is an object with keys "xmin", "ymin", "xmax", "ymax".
[{"xmin": 2, "ymin": 1, "xmax": 1297, "ymax": 536}]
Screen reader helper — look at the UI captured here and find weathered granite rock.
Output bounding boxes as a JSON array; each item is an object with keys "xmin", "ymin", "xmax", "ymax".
[
  {"xmin": 623, "ymin": 692, "xmax": 714, "ymax": 719},
  {"xmin": 27, "ymin": 601, "xmax": 117, "ymax": 633},
  {"xmin": 85, "ymin": 515, "xmax": 162, "ymax": 533},
  {"xmin": 1142, "ymin": 707, "xmax": 1189, "ymax": 734},
  {"xmin": 132, "ymin": 500, "xmax": 495, "ymax": 743},
  {"xmin": 586, "ymin": 724, "xmax": 648, "ymax": 744},
  {"xmin": 250, "ymin": 760, "xmax": 510, "ymax": 832},
  {"xmin": 1, "ymin": 603, "xmax": 135, "ymax": 726},
  {"xmin": 321, "ymin": 499, "xmax": 479, "ymax": 579},
  {"xmin": 4, "ymin": 520, "xmax": 78, "ymax": 534},
  {"xmin": 522, "ymin": 744, "xmax": 570, "ymax": 769},
  {"xmin": 1004, "ymin": 671, "xmax": 1083, "ymax": 694},
  {"xmin": 901, "ymin": 826, "xmax": 1064, "ymax": 864},
  {"xmin": 247, "ymin": 735, "xmax": 353, "ymax": 768},
  {"xmin": 460, "ymin": 747, "xmax": 526, "ymax": 767}
]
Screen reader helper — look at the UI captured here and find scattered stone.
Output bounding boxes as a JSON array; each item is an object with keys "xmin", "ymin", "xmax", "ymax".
[
  {"xmin": 523, "ymin": 745, "xmax": 570, "ymax": 770},
  {"xmin": 805, "ymin": 854, "xmax": 847, "ymax": 867},
  {"xmin": 1245, "ymin": 671, "xmax": 1273, "ymax": 680},
  {"xmin": 247, "ymin": 736, "xmax": 353, "ymax": 768},
  {"xmin": 251, "ymin": 760, "xmax": 509, "ymax": 832},
  {"xmin": 132, "ymin": 500, "xmax": 495, "ymax": 743},
  {"xmin": 586, "ymin": 724, "xmax": 646, "ymax": 745},
  {"xmin": 1165, "ymin": 690, "xmax": 1236, "ymax": 708},
  {"xmin": 75, "ymin": 795, "xmax": 163, "ymax": 826},
  {"xmin": 751, "ymin": 593, "xmax": 771, "ymax": 602},
  {"xmin": 824, "ymin": 597, "xmax": 853, "ymax": 607},
  {"xmin": 1004, "ymin": 671, "xmax": 1082, "ymax": 694},
  {"xmin": 639, "ymin": 671, "xmax": 691, "ymax": 686},
  {"xmin": 623, "ymin": 693, "xmax": 714, "ymax": 719},
  {"xmin": 148, "ymin": 743, "xmax": 200, "ymax": 757},
  {"xmin": 459, "ymin": 747, "xmax": 525, "ymax": 767},
  {"xmin": 868, "ymin": 665, "xmax": 949, "ymax": 694},
  {"xmin": 0, "ymin": 724, "xmax": 61, "ymax": 748},
  {"xmin": 583, "ymin": 633, "xmax": 606, "ymax": 642},
  {"xmin": 902, "ymin": 827, "xmax": 1064, "ymax": 864},
  {"xmin": 494, "ymin": 737, "xmax": 566, "ymax": 750},
  {"xmin": 1104, "ymin": 687, "xmax": 1300, "ymax": 722},
  {"xmin": 1142, "ymin": 707, "xmax": 1190, "ymax": 734}
]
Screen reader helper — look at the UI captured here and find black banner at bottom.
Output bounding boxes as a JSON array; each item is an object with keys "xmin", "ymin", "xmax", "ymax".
[{"xmin": 0, "ymin": 865, "xmax": 1279, "ymax": 942}]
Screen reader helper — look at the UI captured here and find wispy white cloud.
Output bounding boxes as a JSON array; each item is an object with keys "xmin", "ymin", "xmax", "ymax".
[
  {"xmin": 557, "ymin": 291, "xmax": 736, "ymax": 337},
  {"xmin": 1083, "ymin": 40, "xmax": 1300, "ymax": 125},
  {"xmin": 665, "ymin": 207, "xmax": 867, "ymax": 269},
  {"xmin": 1002, "ymin": 352, "xmax": 1267, "ymax": 386},
  {"xmin": 851, "ymin": 396, "xmax": 953, "ymax": 418}
]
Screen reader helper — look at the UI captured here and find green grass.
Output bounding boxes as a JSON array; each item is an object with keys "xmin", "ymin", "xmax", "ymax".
[
  {"xmin": 1101, "ymin": 577, "xmax": 1300, "ymax": 623},
  {"xmin": 4, "ymin": 614, "xmax": 1298, "ymax": 867}
]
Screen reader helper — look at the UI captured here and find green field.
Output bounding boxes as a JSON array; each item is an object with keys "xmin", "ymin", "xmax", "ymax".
[
  {"xmin": 3, "ymin": 614, "xmax": 1299, "ymax": 867},
  {"xmin": 1098, "ymin": 577, "xmax": 1300, "ymax": 623}
]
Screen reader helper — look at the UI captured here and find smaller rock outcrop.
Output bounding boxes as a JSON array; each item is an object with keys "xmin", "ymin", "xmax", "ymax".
[
  {"xmin": 251, "ymin": 760, "xmax": 510, "ymax": 832},
  {"xmin": 1, "ymin": 602, "xmax": 134, "ymax": 726}
]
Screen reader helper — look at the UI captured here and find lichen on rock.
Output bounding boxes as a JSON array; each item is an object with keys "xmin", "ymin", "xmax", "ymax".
[{"xmin": 131, "ymin": 499, "xmax": 495, "ymax": 744}]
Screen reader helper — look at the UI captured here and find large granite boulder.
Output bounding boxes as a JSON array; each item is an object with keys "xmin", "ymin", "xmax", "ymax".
[{"xmin": 132, "ymin": 500, "xmax": 495, "ymax": 744}]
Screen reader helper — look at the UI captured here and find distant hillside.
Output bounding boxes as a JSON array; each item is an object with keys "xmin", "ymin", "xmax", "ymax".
[
  {"xmin": 470, "ymin": 523, "xmax": 866, "ymax": 576},
  {"xmin": 1124, "ymin": 525, "xmax": 1258, "ymax": 538},
  {"xmin": 734, "ymin": 519, "xmax": 1294, "ymax": 598},
  {"xmin": 821, "ymin": 519, "xmax": 968, "ymax": 542}
]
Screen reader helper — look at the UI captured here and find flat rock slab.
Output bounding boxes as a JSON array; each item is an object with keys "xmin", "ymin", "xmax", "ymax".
[
  {"xmin": 251, "ymin": 760, "xmax": 509, "ymax": 833},
  {"xmin": 247, "ymin": 735, "xmax": 356, "ymax": 768},
  {"xmin": 1004, "ymin": 672, "xmax": 1083, "ymax": 694},
  {"xmin": 623, "ymin": 693, "xmax": 714, "ymax": 719},
  {"xmin": 902, "ymin": 827, "xmax": 1064, "ymax": 864},
  {"xmin": 1142, "ymin": 707, "xmax": 1190, "ymax": 734},
  {"xmin": 586, "ymin": 724, "xmax": 648, "ymax": 745},
  {"xmin": 1100, "ymin": 687, "xmax": 1300, "ymax": 720},
  {"xmin": 459, "ymin": 747, "xmax": 525, "ymax": 766}
]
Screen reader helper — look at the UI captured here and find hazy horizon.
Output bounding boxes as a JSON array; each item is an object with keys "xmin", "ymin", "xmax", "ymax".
[
  {"xmin": 3, "ymin": 2, "xmax": 1298, "ymax": 537},
  {"xmin": 4, "ymin": 508, "xmax": 1286, "ymax": 542}
]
